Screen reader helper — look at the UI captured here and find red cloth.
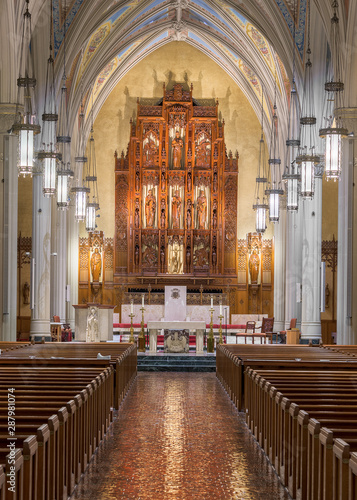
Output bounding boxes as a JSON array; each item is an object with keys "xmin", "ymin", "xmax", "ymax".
[{"xmin": 114, "ymin": 323, "xmax": 244, "ymax": 329}]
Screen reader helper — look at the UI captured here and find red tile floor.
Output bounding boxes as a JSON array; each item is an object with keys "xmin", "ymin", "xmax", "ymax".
[{"xmin": 71, "ymin": 373, "xmax": 291, "ymax": 499}]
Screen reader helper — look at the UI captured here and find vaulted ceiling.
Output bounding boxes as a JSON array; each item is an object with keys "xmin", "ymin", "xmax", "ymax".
[{"xmin": 28, "ymin": 0, "xmax": 344, "ymax": 137}]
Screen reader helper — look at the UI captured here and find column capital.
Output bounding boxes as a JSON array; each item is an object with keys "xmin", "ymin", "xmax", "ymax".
[{"xmin": 335, "ymin": 107, "xmax": 357, "ymax": 133}]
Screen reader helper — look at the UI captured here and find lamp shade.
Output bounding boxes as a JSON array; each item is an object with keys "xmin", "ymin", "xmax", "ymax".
[{"xmin": 320, "ymin": 127, "xmax": 347, "ymax": 180}]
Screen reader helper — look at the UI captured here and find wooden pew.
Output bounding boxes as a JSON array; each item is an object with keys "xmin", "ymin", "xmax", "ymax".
[{"xmin": 243, "ymin": 367, "xmax": 357, "ymax": 500}]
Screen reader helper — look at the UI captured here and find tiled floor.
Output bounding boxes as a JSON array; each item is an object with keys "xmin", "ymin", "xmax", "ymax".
[{"xmin": 71, "ymin": 373, "xmax": 291, "ymax": 500}]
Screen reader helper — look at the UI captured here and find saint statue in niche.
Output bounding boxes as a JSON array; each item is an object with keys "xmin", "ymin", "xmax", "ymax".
[
  {"xmin": 145, "ymin": 189, "xmax": 156, "ymax": 227},
  {"xmin": 143, "ymin": 133, "xmax": 158, "ymax": 166},
  {"xmin": 172, "ymin": 190, "xmax": 182, "ymax": 229},
  {"xmin": 195, "ymin": 134, "xmax": 211, "ymax": 168},
  {"xmin": 170, "ymin": 241, "xmax": 182, "ymax": 274},
  {"xmin": 91, "ymin": 248, "xmax": 102, "ymax": 282},
  {"xmin": 172, "ymin": 131, "xmax": 184, "ymax": 169},
  {"xmin": 249, "ymin": 247, "xmax": 260, "ymax": 284},
  {"xmin": 23, "ymin": 281, "xmax": 30, "ymax": 305},
  {"xmin": 197, "ymin": 189, "xmax": 207, "ymax": 229}
]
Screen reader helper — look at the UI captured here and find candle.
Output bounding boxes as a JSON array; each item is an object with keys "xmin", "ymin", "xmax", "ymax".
[
  {"xmin": 130, "ymin": 301, "xmax": 133, "ymax": 314},
  {"xmin": 142, "ymin": 295, "xmax": 144, "ymax": 307},
  {"xmin": 211, "ymin": 296, "xmax": 213, "ymax": 308},
  {"xmin": 220, "ymin": 303, "xmax": 222, "ymax": 316}
]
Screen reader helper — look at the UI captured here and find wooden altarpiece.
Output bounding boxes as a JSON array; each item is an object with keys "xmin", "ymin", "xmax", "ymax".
[{"xmin": 114, "ymin": 83, "xmax": 238, "ymax": 287}]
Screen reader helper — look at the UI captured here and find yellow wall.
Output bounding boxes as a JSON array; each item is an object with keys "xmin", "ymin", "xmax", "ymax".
[{"xmin": 82, "ymin": 41, "xmax": 274, "ymax": 240}]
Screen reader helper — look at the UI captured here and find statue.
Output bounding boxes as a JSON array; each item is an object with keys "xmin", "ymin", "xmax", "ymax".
[
  {"xmin": 23, "ymin": 281, "xmax": 30, "ymax": 305},
  {"xmin": 172, "ymin": 190, "xmax": 182, "ymax": 229},
  {"xmin": 197, "ymin": 189, "xmax": 207, "ymax": 229},
  {"xmin": 212, "ymin": 246, "xmax": 217, "ymax": 268},
  {"xmin": 186, "ymin": 246, "xmax": 191, "ymax": 270},
  {"xmin": 172, "ymin": 131, "xmax": 184, "ymax": 169},
  {"xmin": 249, "ymin": 247, "xmax": 260, "ymax": 284},
  {"xmin": 187, "ymin": 171, "xmax": 192, "ymax": 191},
  {"xmin": 86, "ymin": 306, "xmax": 99, "ymax": 342},
  {"xmin": 195, "ymin": 136, "xmax": 211, "ymax": 167},
  {"xmin": 91, "ymin": 248, "xmax": 102, "ymax": 282},
  {"xmin": 145, "ymin": 189, "xmax": 156, "ymax": 227},
  {"xmin": 213, "ymin": 172, "xmax": 218, "ymax": 192},
  {"xmin": 134, "ymin": 244, "xmax": 140, "ymax": 266},
  {"xmin": 171, "ymin": 241, "xmax": 182, "ymax": 274},
  {"xmin": 187, "ymin": 209, "xmax": 192, "ymax": 230},
  {"xmin": 134, "ymin": 208, "xmax": 139, "ymax": 228},
  {"xmin": 161, "ymin": 209, "xmax": 166, "ymax": 229},
  {"xmin": 135, "ymin": 170, "xmax": 140, "ymax": 192},
  {"xmin": 212, "ymin": 210, "xmax": 217, "ymax": 229}
]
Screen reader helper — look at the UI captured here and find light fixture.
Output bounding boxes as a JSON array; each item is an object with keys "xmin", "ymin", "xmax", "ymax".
[
  {"xmin": 282, "ymin": 0, "xmax": 301, "ymax": 211},
  {"xmin": 85, "ymin": 124, "xmax": 100, "ymax": 231},
  {"xmin": 266, "ymin": 98, "xmax": 283, "ymax": 222},
  {"xmin": 296, "ymin": 0, "xmax": 320, "ymax": 199},
  {"xmin": 37, "ymin": 3, "xmax": 58, "ymax": 197},
  {"xmin": 319, "ymin": 0, "xmax": 348, "ymax": 180},
  {"xmin": 72, "ymin": 90, "xmax": 89, "ymax": 221},
  {"xmin": 56, "ymin": 25, "xmax": 73, "ymax": 209},
  {"xmin": 12, "ymin": 0, "xmax": 41, "ymax": 176},
  {"xmin": 253, "ymin": 89, "xmax": 268, "ymax": 233}
]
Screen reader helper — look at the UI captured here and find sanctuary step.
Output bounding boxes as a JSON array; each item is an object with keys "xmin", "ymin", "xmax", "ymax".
[{"xmin": 137, "ymin": 354, "xmax": 216, "ymax": 372}]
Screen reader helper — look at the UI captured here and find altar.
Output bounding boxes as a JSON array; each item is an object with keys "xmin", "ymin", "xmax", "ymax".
[{"xmin": 147, "ymin": 321, "xmax": 206, "ymax": 354}]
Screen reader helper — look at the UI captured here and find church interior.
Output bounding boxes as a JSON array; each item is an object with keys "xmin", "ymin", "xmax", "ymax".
[{"xmin": 1, "ymin": 0, "xmax": 357, "ymax": 498}]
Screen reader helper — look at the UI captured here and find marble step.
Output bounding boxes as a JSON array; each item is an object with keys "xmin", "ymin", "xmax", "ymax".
[{"xmin": 137, "ymin": 355, "xmax": 216, "ymax": 372}]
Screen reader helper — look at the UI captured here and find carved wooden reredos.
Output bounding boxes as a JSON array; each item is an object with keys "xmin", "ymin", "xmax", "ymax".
[
  {"xmin": 77, "ymin": 83, "xmax": 274, "ymax": 317},
  {"xmin": 114, "ymin": 83, "xmax": 238, "ymax": 283}
]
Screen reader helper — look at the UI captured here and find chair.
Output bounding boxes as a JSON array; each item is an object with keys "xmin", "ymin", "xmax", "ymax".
[
  {"xmin": 256, "ymin": 317, "xmax": 274, "ymax": 343},
  {"xmin": 279, "ymin": 318, "xmax": 297, "ymax": 344},
  {"xmin": 245, "ymin": 321, "xmax": 256, "ymax": 333},
  {"xmin": 50, "ymin": 316, "xmax": 72, "ymax": 342}
]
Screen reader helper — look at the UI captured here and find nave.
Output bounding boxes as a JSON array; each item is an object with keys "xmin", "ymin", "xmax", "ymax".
[{"xmin": 71, "ymin": 373, "xmax": 290, "ymax": 500}]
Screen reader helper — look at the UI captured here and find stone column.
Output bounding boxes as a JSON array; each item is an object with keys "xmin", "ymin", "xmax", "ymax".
[
  {"xmin": 284, "ymin": 208, "xmax": 303, "ymax": 329},
  {"xmin": 30, "ymin": 170, "xmax": 52, "ymax": 339},
  {"xmin": 335, "ymin": 108, "xmax": 357, "ymax": 344},
  {"xmin": 2, "ymin": 134, "xmax": 18, "ymax": 340},
  {"xmin": 300, "ymin": 165, "xmax": 323, "ymax": 340},
  {"xmin": 50, "ymin": 201, "xmax": 67, "ymax": 322},
  {"xmin": 0, "ymin": 104, "xmax": 17, "ymax": 340},
  {"xmin": 66, "ymin": 203, "xmax": 78, "ymax": 330},
  {"xmin": 273, "ymin": 208, "xmax": 286, "ymax": 332}
]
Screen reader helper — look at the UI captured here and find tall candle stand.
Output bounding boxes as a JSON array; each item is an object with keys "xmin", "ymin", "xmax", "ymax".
[
  {"xmin": 218, "ymin": 314, "xmax": 224, "ymax": 344},
  {"xmin": 138, "ymin": 306, "xmax": 146, "ymax": 352},
  {"xmin": 207, "ymin": 306, "xmax": 215, "ymax": 353},
  {"xmin": 129, "ymin": 312, "xmax": 135, "ymax": 344}
]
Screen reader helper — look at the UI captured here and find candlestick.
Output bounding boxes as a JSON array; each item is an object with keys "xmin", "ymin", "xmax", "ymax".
[
  {"xmin": 142, "ymin": 295, "xmax": 144, "ymax": 307},
  {"xmin": 218, "ymin": 314, "xmax": 224, "ymax": 344},
  {"xmin": 129, "ymin": 312, "xmax": 135, "ymax": 343},
  {"xmin": 211, "ymin": 296, "xmax": 213, "ymax": 308},
  {"xmin": 138, "ymin": 306, "xmax": 146, "ymax": 352},
  {"xmin": 207, "ymin": 306, "xmax": 215, "ymax": 353}
]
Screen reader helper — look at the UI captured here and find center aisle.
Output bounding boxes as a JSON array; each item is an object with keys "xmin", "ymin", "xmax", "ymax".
[{"xmin": 71, "ymin": 373, "xmax": 290, "ymax": 499}]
